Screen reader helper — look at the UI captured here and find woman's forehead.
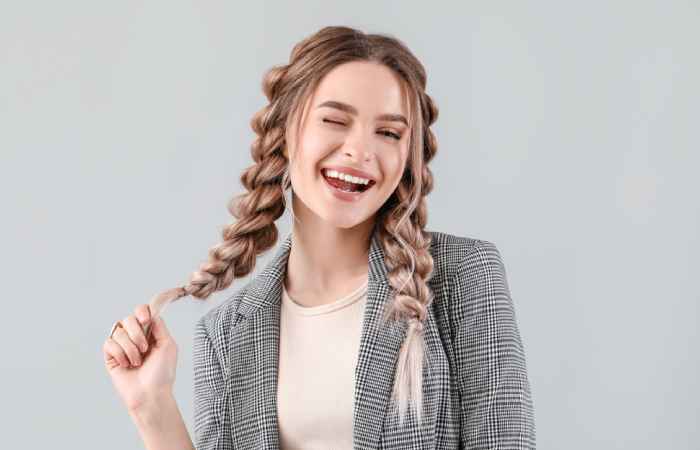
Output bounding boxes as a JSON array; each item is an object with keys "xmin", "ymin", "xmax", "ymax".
[{"xmin": 311, "ymin": 62, "xmax": 409, "ymax": 118}]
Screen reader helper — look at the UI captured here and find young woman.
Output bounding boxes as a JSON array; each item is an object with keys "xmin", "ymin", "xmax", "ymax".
[{"xmin": 102, "ymin": 26, "xmax": 536, "ymax": 449}]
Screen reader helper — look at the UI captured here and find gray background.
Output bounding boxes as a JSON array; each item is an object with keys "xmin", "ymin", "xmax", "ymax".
[{"xmin": 1, "ymin": 1, "xmax": 697, "ymax": 448}]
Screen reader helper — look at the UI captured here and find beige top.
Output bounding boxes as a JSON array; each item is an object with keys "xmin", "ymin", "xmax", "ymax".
[{"xmin": 277, "ymin": 279, "xmax": 368, "ymax": 450}]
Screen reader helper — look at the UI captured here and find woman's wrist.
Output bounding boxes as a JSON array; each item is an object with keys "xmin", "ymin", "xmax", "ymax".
[
  {"xmin": 128, "ymin": 391, "xmax": 195, "ymax": 450},
  {"xmin": 127, "ymin": 388, "xmax": 176, "ymax": 429}
]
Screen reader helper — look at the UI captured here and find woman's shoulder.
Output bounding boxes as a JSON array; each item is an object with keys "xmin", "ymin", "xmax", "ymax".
[
  {"xmin": 192, "ymin": 282, "xmax": 256, "ymax": 374},
  {"xmin": 195, "ymin": 283, "xmax": 251, "ymax": 343},
  {"xmin": 427, "ymin": 229, "xmax": 503, "ymax": 280},
  {"xmin": 426, "ymin": 230, "xmax": 514, "ymax": 342},
  {"xmin": 427, "ymin": 229, "xmax": 496, "ymax": 255}
]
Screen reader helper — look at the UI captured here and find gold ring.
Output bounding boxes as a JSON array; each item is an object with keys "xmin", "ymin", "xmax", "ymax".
[{"xmin": 109, "ymin": 320, "xmax": 123, "ymax": 338}]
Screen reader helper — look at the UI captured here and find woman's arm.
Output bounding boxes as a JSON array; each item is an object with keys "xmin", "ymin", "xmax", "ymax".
[
  {"xmin": 129, "ymin": 392, "xmax": 195, "ymax": 450},
  {"xmin": 449, "ymin": 240, "xmax": 536, "ymax": 449},
  {"xmin": 124, "ymin": 310, "xmax": 230, "ymax": 450}
]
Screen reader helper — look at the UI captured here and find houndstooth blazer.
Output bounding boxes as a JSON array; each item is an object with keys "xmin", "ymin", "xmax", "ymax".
[{"xmin": 192, "ymin": 229, "xmax": 536, "ymax": 449}]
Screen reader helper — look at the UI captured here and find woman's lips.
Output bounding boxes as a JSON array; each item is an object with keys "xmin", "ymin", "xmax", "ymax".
[
  {"xmin": 324, "ymin": 174, "xmax": 368, "ymax": 192},
  {"xmin": 321, "ymin": 169, "xmax": 376, "ymax": 190},
  {"xmin": 321, "ymin": 170, "xmax": 374, "ymax": 202}
]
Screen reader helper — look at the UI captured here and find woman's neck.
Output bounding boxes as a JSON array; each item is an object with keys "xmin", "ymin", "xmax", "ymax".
[{"xmin": 283, "ymin": 222, "xmax": 372, "ymax": 307}]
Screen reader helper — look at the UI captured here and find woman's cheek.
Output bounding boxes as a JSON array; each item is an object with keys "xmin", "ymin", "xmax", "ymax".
[{"xmin": 307, "ymin": 127, "xmax": 337, "ymax": 147}]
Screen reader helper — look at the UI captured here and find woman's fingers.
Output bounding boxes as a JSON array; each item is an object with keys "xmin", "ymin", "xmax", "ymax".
[
  {"xmin": 103, "ymin": 337, "xmax": 130, "ymax": 368},
  {"xmin": 111, "ymin": 325, "xmax": 142, "ymax": 367},
  {"xmin": 134, "ymin": 304, "xmax": 151, "ymax": 331},
  {"xmin": 103, "ymin": 304, "xmax": 155, "ymax": 370},
  {"xmin": 122, "ymin": 314, "xmax": 149, "ymax": 353}
]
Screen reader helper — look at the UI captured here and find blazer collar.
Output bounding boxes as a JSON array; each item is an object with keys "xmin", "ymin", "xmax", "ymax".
[{"xmin": 230, "ymin": 229, "xmax": 409, "ymax": 449}]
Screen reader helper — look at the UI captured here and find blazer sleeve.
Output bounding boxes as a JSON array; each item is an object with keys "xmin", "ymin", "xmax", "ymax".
[
  {"xmin": 449, "ymin": 240, "xmax": 536, "ymax": 449},
  {"xmin": 193, "ymin": 314, "xmax": 233, "ymax": 450}
]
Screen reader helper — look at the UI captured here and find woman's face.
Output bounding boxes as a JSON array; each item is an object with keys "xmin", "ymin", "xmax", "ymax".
[{"xmin": 285, "ymin": 60, "xmax": 411, "ymax": 229}]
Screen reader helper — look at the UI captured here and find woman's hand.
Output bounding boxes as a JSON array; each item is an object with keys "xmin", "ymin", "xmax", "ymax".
[{"xmin": 102, "ymin": 304, "xmax": 178, "ymax": 413}]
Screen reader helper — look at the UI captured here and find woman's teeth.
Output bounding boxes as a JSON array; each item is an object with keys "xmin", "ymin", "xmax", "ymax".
[
  {"xmin": 322, "ymin": 169, "xmax": 374, "ymax": 193},
  {"xmin": 323, "ymin": 169, "xmax": 371, "ymax": 186}
]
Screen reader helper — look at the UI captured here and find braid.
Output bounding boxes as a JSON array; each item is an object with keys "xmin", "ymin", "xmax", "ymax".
[
  {"xmin": 376, "ymin": 90, "xmax": 439, "ymax": 428},
  {"xmin": 147, "ymin": 65, "xmax": 292, "ymax": 314}
]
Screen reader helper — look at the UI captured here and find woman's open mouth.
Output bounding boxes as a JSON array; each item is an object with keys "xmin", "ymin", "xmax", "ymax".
[{"xmin": 321, "ymin": 168, "xmax": 376, "ymax": 201}]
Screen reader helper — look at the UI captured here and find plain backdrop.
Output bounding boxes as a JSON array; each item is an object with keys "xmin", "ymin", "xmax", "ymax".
[{"xmin": 1, "ymin": 1, "xmax": 698, "ymax": 449}]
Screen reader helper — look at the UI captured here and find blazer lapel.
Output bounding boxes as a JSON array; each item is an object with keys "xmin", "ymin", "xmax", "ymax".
[{"xmin": 229, "ymin": 230, "xmax": 408, "ymax": 450}]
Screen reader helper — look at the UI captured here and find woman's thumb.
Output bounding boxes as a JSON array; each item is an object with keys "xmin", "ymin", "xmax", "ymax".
[{"xmin": 148, "ymin": 315, "xmax": 171, "ymax": 343}]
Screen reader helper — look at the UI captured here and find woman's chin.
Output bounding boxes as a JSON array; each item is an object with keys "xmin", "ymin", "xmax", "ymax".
[
  {"xmin": 318, "ymin": 210, "xmax": 372, "ymax": 230},
  {"xmin": 291, "ymin": 192, "xmax": 376, "ymax": 230}
]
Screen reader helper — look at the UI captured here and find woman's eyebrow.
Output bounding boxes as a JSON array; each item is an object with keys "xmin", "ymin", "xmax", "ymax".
[{"xmin": 316, "ymin": 100, "xmax": 408, "ymax": 126}]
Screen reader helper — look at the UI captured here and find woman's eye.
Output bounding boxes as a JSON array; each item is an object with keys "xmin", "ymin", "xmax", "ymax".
[
  {"xmin": 323, "ymin": 119, "xmax": 401, "ymax": 141},
  {"xmin": 380, "ymin": 130, "xmax": 402, "ymax": 141}
]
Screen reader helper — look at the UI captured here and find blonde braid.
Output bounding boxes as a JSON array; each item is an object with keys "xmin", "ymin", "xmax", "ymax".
[
  {"xmin": 146, "ymin": 65, "xmax": 294, "ymax": 316},
  {"xmin": 376, "ymin": 90, "xmax": 440, "ymax": 428}
]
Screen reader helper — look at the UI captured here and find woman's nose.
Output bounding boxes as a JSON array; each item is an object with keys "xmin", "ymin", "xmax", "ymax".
[
  {"xmin": 343, "ymin": 147, "xmax": 373, "ymax": 162},
  {"xmin": 343, "ymin": 132, "xmax": 374, "ymax": 162}
]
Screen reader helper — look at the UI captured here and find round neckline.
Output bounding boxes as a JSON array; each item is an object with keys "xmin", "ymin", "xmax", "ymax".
[{"xmin": 282, "ymin": 279, "xmax": 368, "ymax": 316}]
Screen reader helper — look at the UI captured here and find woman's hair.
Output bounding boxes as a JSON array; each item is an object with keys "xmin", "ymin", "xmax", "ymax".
[{"xmin": 155, "ymin": 25, "xmax": 439, "ymax": 427}]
